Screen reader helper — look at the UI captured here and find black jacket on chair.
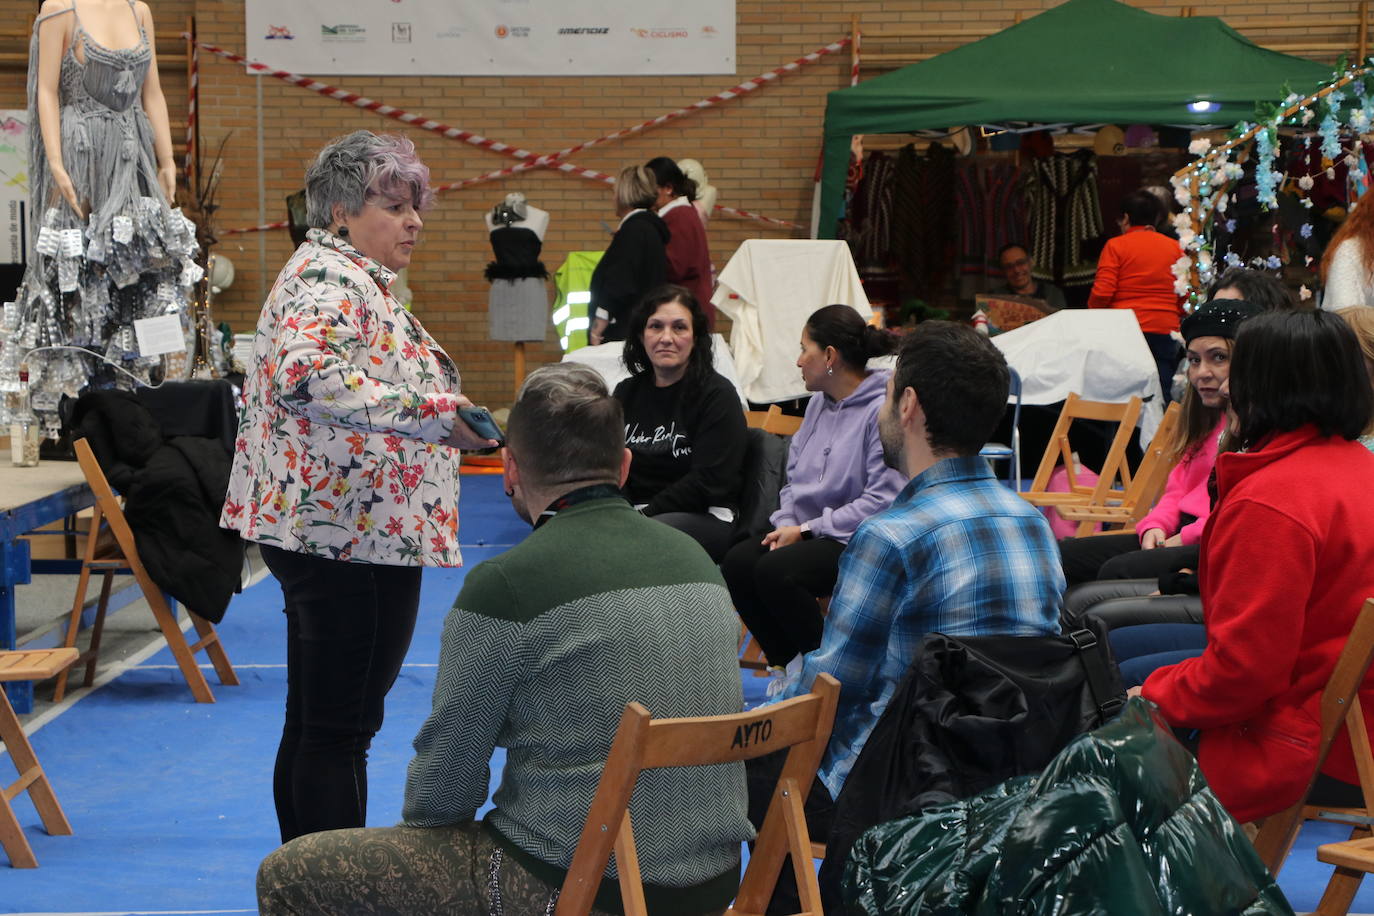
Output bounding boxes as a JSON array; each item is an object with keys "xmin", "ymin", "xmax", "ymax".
[
  {"xmin": 818, "ymin": 620, "xmax": 1125, "ymax": 913},
  {"xmin": 71, "ymin": 386, "xmax": 244, "ymax": 624}
]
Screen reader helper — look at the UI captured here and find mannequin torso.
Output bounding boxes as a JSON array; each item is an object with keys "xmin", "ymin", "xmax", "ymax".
[
  {"xmin": 484, "ymin": 205, "xmax": 549, "ymax": 239},
  {"xmin": 36, "ymin": 0, "xmax": 176, "ymax": 212}
]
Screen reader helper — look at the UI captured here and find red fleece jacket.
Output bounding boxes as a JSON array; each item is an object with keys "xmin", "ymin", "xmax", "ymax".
[{"xmin": 1143, "ymin": 426, "xmax": 1374, "ymax": 823}]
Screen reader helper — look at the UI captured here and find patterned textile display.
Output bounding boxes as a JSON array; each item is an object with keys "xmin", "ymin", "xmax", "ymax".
[
  {"xmin": 2, "ymin": 1, "xmax": 198, "ymax": 424},
  {"xmin": 956, "ymin": 159, "xmax": 1025, "ymax": 299},
  {"xmin": 843, "ymin": 150, "xmax": 896, "ymax": 269},
  {"xmin": 1023, "ymin": 150, "xmax": 1104, "ymax": 288},
  {"xmin": 890, "ymin": 143, "xmax": 959, "ymax": 301}
]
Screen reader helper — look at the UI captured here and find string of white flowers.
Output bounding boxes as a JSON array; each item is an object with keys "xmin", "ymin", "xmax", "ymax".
[{"xmin": 1170, "ymin": 62, "xmax": 1374, "ymax": 308}]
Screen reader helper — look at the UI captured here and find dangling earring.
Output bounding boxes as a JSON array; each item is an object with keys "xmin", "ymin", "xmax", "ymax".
[{"xmin": 826, "ymin": 365, "xmax": 834, "ymax": 376}]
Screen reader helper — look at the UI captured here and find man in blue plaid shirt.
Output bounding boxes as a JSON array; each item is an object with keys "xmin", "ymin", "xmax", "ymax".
[{"xmin": 754, "ymin": 321, "xmax": 1064, "ymax": 841}]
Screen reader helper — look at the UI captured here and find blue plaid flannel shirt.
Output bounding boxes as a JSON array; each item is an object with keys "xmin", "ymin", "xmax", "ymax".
[{"xmin": 775, "ymin": 454, "xmax": 1065, "ymax": 797}]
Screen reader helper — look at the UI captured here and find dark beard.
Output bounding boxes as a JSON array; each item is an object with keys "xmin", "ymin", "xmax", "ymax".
[{"xmin": 879, "ymin": 424, "xmax": 904, "ymax": 472}]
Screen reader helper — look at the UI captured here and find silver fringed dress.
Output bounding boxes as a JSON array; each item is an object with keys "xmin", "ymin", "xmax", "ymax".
[{"xmin": 0, "ymin": 0, "xmax": 199, "ymax": 422}]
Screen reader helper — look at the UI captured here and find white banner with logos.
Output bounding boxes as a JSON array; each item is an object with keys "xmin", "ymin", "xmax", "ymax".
[{"xmin": 245, "ymin": 0, "xmax": 735, "ymax": 76}]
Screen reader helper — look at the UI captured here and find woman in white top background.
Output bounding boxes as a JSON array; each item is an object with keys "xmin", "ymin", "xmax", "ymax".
[{"xmin": 1321, "ymin": 195, "xmax": 1374, "ymax": 310}]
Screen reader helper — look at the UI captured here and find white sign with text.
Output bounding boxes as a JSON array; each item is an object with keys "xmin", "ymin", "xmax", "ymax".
[{"xmin": 245, "ymin": 0, "xmax": 736, "ymax": 76}]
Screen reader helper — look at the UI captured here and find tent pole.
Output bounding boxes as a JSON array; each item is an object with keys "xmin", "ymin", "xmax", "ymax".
[
  {"xmin": 850, "ymin": 15, "xmax": 861, "ymax": 85},
  {"xmin": 1359, "ymin": 1, "xmax": 1368, "ymax": 65}
]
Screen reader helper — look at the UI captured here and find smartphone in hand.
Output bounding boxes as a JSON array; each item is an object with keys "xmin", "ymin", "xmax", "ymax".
[{"xmin": 456, "ymin": 405, "xmax": 505, "ymax": 444}]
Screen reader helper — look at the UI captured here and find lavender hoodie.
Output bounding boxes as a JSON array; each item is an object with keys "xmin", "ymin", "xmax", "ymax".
[{"xmin": 770, "ymin": 369, "xmax": 906, "ymax": 544}]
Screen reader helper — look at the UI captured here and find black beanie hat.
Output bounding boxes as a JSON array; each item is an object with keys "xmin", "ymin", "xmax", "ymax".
[{"xmin": 1180, "ymin": 298, "xmax": 1264, "ymax": 344}]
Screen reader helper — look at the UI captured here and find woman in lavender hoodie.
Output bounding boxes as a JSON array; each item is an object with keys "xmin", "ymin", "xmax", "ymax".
[{"xmin": 721, "ymin": 305, "xmax": 905, "ymax": 672}]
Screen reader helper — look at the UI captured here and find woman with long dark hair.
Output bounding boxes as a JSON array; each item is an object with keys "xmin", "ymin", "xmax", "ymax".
[
  {"xmin": 1140, "ymin": 309, "xmax": 1374, "ymax": 824},
  {"xmin": 1058, "ymin": 298, "xmax": 1262, "ymax": 585},
  {"xmin": 646, "ymin": 156, "xmax": 714, "ymax": 326},
  {"xmin": 721, "ymin": 306, "xmax": 902, "ymax": 675},
  {"xmin": 614, "ymin": 284, "xmax": 746, "ymax": 560}
]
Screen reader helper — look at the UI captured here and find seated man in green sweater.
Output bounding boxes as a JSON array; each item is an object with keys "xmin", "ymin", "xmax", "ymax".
[{"xmin": 257, "ymin": 363, "xmax": 753, "ymax": 916}]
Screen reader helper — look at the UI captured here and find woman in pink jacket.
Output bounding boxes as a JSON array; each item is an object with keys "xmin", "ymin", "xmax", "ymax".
[{"xmin": 1058, "ymin": 298, "xmax": 1262, "ymax": 585}]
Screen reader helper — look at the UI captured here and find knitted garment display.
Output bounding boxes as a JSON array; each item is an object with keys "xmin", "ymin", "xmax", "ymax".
[{"xmin": 1023, "ymin": 151, "xmax": 1104, "ymax": 288}]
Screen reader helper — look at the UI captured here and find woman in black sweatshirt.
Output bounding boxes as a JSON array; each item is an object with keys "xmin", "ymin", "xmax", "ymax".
[{"xmin": 614, "ymin": 285, "xmax": 746, "ymax": 560}]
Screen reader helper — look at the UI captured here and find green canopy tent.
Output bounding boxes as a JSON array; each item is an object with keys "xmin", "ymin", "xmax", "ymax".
[{"xmin": 816, "ymin": 0, "xmax": 1333, "ymax": 237}]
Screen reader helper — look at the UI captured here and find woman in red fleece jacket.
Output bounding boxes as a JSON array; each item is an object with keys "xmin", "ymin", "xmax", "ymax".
[{"xmin": 1140, "ymin": 309, "xmax": 1374, "ymax": 824}]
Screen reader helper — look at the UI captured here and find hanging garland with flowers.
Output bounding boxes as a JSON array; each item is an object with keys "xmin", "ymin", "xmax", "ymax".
[{"xmin": 1170, "ymin": 61, "xmax": 1374, "ymax": 307}]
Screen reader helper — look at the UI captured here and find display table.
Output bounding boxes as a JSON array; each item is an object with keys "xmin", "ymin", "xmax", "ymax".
[
  {"xmin": 989, "ymin": 310, "xmax": 1166, "ymax": 443},
  {"xmin": 712, "ymin": 239, "xmax": 869, "ymax": 404},
  {"xmin": 0, "ymin": 463, "xmax": 94, "ymax": 713},
  {"xmin": 561, "ymin": 333, "xmax": 749, "ymax": 409}
]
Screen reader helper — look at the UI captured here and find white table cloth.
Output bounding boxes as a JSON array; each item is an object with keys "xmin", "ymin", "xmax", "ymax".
[
  {"xmin": 990, "ymin": 310, "xmax": 1166, "ymax": 444},
  {"xmin": 712, "ymin": 240, "xmax": 869, "ymax": 404}
]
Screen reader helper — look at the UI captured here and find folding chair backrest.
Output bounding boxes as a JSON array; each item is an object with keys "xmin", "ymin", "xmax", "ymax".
[
  {"xmin": 67, "ymin": 437, "xmax": 236, "ymax": 704},
  {"xmin": 746, "ymin": 404, "xmax": 803, "ymax": 436},
  {"xmin": 74, "ymin": 438, "xmax": 148, "ymax": 582},
  {"xmin": 557, "ymin": 674, "xmax": 841, "ymax": 916},
  {"xmin": 1125, "ymin": 401, "xmax": 1183, "ymax": 518},
  {"xmin": 1025, "ymin": 393, "xmax": 1143, "ymax": 505},
  {"xmin": 1252, "ymin": 598, "xmax": 1374, "ymax": 874},
  {"xmin": 1066, "ymin": 401, "xmax": 1182, "ymax": 537}
]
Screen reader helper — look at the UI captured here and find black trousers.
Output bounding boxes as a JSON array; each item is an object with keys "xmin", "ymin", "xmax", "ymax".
[
  {"xmin": 1058, "ymin": 532, "xmax": 1200, "ymax": 586},
  {"xmin": 721, "ymin": 536, "xmax": 847, "ymax": 666},
  {"xmin": 261, "ymin": 545, "xmax": 422, "ymax": 843},
  {"xmin": 651, "ymin": 512, "xmax": 736, "ymax": 562}
]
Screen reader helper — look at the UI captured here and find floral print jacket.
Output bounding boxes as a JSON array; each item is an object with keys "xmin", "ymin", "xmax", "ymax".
[{"xmin": 221, "ymin": 229, "xmax": 464, "ymax": 567}]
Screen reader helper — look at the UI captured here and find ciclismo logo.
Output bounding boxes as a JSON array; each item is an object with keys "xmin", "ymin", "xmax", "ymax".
[
  {"xmin": 629, "ymin": 27, "xmax": 690, "ymax": 39},
  {"xmin": 264, "ymin": 25, "xmax": 294, "ymax": 40}
]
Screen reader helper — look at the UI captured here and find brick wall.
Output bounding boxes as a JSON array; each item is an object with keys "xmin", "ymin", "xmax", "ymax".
[{"xmin": 1, "ymin": 0, "xmax": 1365, "ymax": 405}]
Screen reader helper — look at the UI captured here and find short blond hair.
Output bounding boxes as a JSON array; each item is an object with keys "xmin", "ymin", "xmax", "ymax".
[
  {"xmin": 614, "ymin": 165, "xmax": 658, "ymax": 212},
  {"xmin": 1337, "ymin": 306, "xmax": 1374, "ymax": 366}
]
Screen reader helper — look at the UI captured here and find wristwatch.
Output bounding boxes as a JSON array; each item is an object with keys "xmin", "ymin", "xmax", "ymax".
[{"xmin": 799, "ymin": 522, "xmax": 814, "ymax": 540}]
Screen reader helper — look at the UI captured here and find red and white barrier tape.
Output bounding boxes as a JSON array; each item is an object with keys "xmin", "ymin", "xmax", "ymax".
[
  {"xmin": 223, "ymin": 220, "xmax": 289, "ymax": 236},
  {"xmin": 196, "ymin": 35, "xmax": 840, "ymax": 233},
  {"xmin": 186, "ymin": 38, "xmax": 540, "ymax": 162},
  {"xmin": 521, "ymin": 36, "xmax": 852, "ymax": 169}
]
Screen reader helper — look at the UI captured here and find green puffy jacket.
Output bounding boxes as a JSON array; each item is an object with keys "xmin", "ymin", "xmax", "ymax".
[{"xmin": 844, "ymin": 698, "xmax": 1293, "ymax": 915}]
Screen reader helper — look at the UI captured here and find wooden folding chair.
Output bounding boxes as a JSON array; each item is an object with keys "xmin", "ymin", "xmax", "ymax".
[
  {"xmin": 556, "ymin": 673, "xmax": 841, "ymax": 916},
  {"xmin": 0, "ymin": 648, "xmax": 78, "ymax": 867},
  {"xmin": 1244, "ymin": 599, "xmax": 1374, "ymax": 916},
  {"xmin": 1020, "ymin": 393, "xmax": 1143, "ymax": 514},
  {"xmin": 1056, "ymin": 401, "xmax": 1183, "ymax": 538},
  {"xmin": 738, "ymin": 625, "xmax": 770, "ymax": 673},
  {"xmin": 745, "ymin": 405, "xmax": 803, "ymax": 436},
  {"xmin": 52, "ymin": 438, "xmax": 238, "ymax": 703}
]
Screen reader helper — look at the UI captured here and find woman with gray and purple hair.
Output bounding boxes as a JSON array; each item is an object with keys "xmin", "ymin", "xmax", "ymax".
[{"xmin": 221, "ymin": 130, "xmax": 497, "ymax": 843}]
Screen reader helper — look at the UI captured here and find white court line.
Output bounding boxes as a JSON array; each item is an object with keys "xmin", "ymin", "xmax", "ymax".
[
  {"xmin": 13, "ymin": 562, "xmax": 276, "ymax": 741},
  {"xmin": 8, "ymin": 910, "xmax": 255, "ymax": 915},
  {"xmin": 132, "ymin": 662, "xmax": 438, "ymax": 670}
]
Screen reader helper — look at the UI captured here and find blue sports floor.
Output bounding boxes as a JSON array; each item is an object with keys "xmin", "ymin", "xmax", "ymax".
[{"xmin": 0, "ymin": 474, "xmax": 1367, "ymax": 914}]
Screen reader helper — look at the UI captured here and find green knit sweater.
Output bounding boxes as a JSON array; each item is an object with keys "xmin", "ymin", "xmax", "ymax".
[{"xmin": 402, "ymin": 497, "xmax": 752, "ymax": 915}]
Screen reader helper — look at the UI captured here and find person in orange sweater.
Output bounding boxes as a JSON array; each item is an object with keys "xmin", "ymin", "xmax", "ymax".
[
  {"xmin": 1138, "ymin": 310, "xmax": 1374, "ymax": 824},
  {"xmin": 1089, "ymin": 190, "xmax": 1186, "ymax": 400}
]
